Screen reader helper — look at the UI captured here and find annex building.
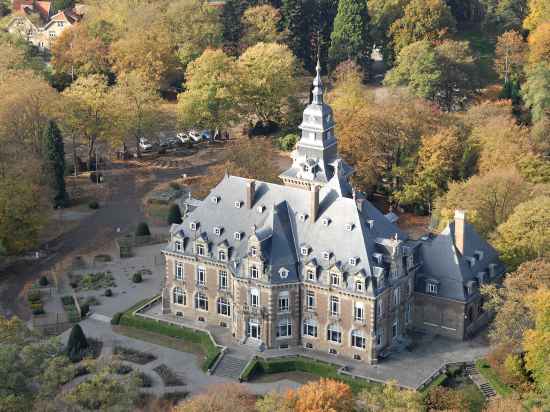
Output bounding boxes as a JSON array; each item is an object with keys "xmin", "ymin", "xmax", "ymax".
[{"xmin": 161, "ymin": 64, "xmax": 505, "ymax": 365}]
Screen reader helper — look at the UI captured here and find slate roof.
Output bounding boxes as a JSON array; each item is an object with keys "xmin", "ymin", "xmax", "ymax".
[{"xmin": 417, "ymin": 221, "xmax": 505, "ymax": 301}]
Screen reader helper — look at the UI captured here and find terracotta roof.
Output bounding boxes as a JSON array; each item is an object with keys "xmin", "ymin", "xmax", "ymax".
[{"xmin": 34, "ymin": 1, "xmax": 51, "ymax": 20}]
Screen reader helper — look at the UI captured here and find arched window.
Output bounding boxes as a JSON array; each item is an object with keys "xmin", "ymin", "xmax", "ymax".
[
  {"xmin": 327, "ymin": 324, "xmax": 341, "ymax": 343},
  {"xmin": 217, "ymin": 297, "xmax": 231, "ymax": 317},
  {"xmin": 195, "ymin": 292, "xmax": 208, "ymax": 311},
  {"xmin": 351, "ymin": 330, "xmax": 366, "ymax": 349},
  {"xmin": 303, "ymin": 319, "xmax": 318, "ymax": 337},
  {"xmin": 173, "ymin": 287, "xmax": 185, "ymax": 305}
]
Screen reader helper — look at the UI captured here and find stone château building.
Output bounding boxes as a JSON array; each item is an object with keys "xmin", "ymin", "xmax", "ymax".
[{"xmin": 161, "ymin": 63, "xmax": 504, "ymax": 364}]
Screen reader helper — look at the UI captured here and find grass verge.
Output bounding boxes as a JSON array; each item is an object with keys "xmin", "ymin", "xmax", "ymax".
[
  {"xmin": 475, "ymin": 359, "xmax": 513, "ymax": 397},
  {"xmin": 116, "ymin": 296, "xmax": 221, "ymax": 372},
  {"xmin": 241, "ymin": 356, "xmax": 377, "ymax": 394}
]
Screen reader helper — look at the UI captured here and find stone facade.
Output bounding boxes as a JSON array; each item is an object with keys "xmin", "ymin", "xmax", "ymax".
[{"xmin": 161, "ymin": 63, "xmax": 504, "ymax": 365}]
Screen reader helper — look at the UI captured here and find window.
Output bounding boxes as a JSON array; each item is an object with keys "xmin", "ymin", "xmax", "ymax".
[
  {"xmin": 250, "ymin": 246, "xmax": 257, "ymax": 257},
  {"xmin": 306, "ymin": 269, "xmax": 316, "ymax": 282},
  {"xmin": 376, "ymin": 328, "xmax": 384, "ymax": 346},
  {"xmin": 327, "ymin": 324, "xmax": 341, "ymax": 343},
  {"xmin": 354, "ymin": 303, "xmax": 364, "ymax": 321},
  {"xmin": 218, "ymin": 270, "xmax": 228, "ymax": 290},
  {"xmin": 405, "ymin": 303, "xmax": 412, "ymax": 324},
  {"xmin": 427, "ymin": 282, "xmax": 438, "ymax": 295},
  {"xmin": 303, "ymin": 319, "xmax": 318, "ymax": 337},
  {"xmin": 377, "ymin": 299, "xmax": 383, "ymax": 318},
  {"xmin": 190, "ymin": 222, "xmax": 198, "ymax": 231},
  {"xmin": 196, "ymin": 243, "xmax": 205, "ymax": 256},
  {"xmin": 279, "ymin": 268, "xmax": 289, "ymax": 279},
  {"xmin": 213, "ymin": 227, "xmax": 222, "ymax": 236},
  {"xmin": 197, "ymin": 267, "xmax": 206, "ymax": 286},
  {"xmin": 330, "ymin": 273, "xmax": 340, "ymax": 287},
  {"xmin": 356, "ymin": 281, "xmax": 363, "ymax": 292},
  {"xmin": 330, "ymin": 296, "xmax": 340, "ymax": 316},
  {"xmin": 250, "ymin": 288, "xmax": 259, "ymax": 307},
  {"xmin": 322, "ymin": 217, "xmax": 331, "ymax": 226},
  {"xmin": 298, "ymin": 213, "xmax": 307, "ymax": 222},
  {"xmin": 392, "ymin": 319, "xmax": 399, "ymax": 339},
  {"xmin": 218, "ymin": 250, "xmax": 227, "ymax": 261},
  {"xmin": 393, "ymin": 287, "xmax": 400, "ymax": 306},
  {"xmin": 173, "ymin": 287, "xmax": 185, "ymax": 305},
  {"xmin": 175, "ymin": 240, "xmax": 182, "ymax": 252},
  {"xmin": 322, "ymin": 251, "xmax": 330, "ymax": 260},
  {"xmin": 300, "ymin": 247, "xmax": 309, "ymax": 256},
  {"xmin": 49, "ymin": 31, "xmax": 56, "ymax": 37},
  {"xmin": 278, "ymin": 292, "xmax": 289, "ymax": 312},
  {"xmin": 217, "ymin": 297, "xmax": 231, "ymax": 317},
  {"xmin": 174, "ymin": 261, "xmax": 184, "ymax": 280},
  {"xmin": 390, "ymin": 265, "xmax": 398, "ymax": 279},
  {"xmin": 57, "ymin": 21, "xmax": 63, "ymax": 27},
  {"xmin": 349, "ymin": 257, "xmax": 357, "ymax": 266},
  {"xmin": 344, "ymin": 223, "xmax": 353, "ymax": 231},
  {"xmin": 234, "ymin": 201, "xmax": 242, "ymax": 208},
  {"xmin": 195, "ymin": 292, "xmax": 208, "ymax": 311},
  {"xmin": 407, "ymin": 254, "xmax": 414, "ymax": 269},
  {"xmin": 249, "ymin": 265, "xmax": 259, "ymax": 279},
  {"xmin": 211, "ymin": 195, "xmax": 219, "ymax": 204},
  {"xmin": 351, "ymin": 330, "xmax": 366, "ymax": 349},
  {"xmin": 234, "ymin": 232, "xmax": 242, "ymax": 241},
  {"xmin": 306, "ymin": 290, "xmax": 315, "ymax": 310},
  {"xmin": 257, "ymin": 205, "xmax": 265, "ymax": 213},
  {"xmin": 277, "ymin": 319, "xmax": 292, "ymax": 338}
]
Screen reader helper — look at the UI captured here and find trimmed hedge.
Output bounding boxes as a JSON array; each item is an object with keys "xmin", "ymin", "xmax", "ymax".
[
  {"xmin": 241, "ymin": 356, "xmax": 375, "ymax": 394},
  {"xmin": 118, "ymin": 298, "xmax": 220, "ymax": 371}
]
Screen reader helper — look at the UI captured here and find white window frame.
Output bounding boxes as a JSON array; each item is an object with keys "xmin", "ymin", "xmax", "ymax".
[
  {"xmin": 249, "ymin": 265, "xmax": 259, "ymax": 279},
  {"xmin": 344, "ymin": 223, "xmax": 353, "ymax": 231},
  {"xmin": 306, "ymin": 290, "xmax": 315, "ymax": 310},
  {"xmin": 427, "ymin": 282, "xmax": 438, "ymax": 294},
  {"xmin": 173, "ymin": 287, "xmax": 185, "ymax": 305},
  {"xmin": 197, "ymin": 267, "xmax": 206, "ymax": 286},
  {"xmin": 175, "ymin": 261, "xmax": 184, "ymax": 281},
  {"xmin": 250, "ymin": 288, "xmax": 260, "ymax": 307},
  {"xmin": 356, "ymin": 280, "xmax": 363, "ymax": 292},
  {"xmin": 303, "ymin": 319, "xmax": 318, "ymax": 337},
  {"xmin": 213, "ymin": 227, "xmax": 222, "ymax": 236},
  {"xmin": 377, "ymin": 299, "xmax": 383, "ymax": 318},
  {"xmin": 196, "ymin": 243, "xmax": 205, "ymax": 256},
  {"xmin": 217, "ymin": 297, "xmax": 231, "ymax": 317},
  {"xmin": 393, "ymin": 287, "xmax": 400, "ymax": 306},
  {"xmin": 405, "ymin": 303, "xmax": 412, "ymax": 324},
  {"xmin": 250, "ymin": 246, "xmax": 257, "ymax": 257},
  {"xmin": 218, "ymin": 249, "xmax": 227, "ymax": 261},
  {"xmin": 307, "ymin": 269, "xmax": 316, "ymax": 282},
  {"xmin": 322, "ymin": 217, "xmax": 330, "ymax": 226},
  {"xmin": 300, "ymin": 247, "xmax": 309, "ymax": 256},
  {"xmin": 234, "ymin": 201, "xmax": 242, "ymax": 208},
  {"xmin": 218, "ymin": 270, "xmax": 228, "ymax": 290},
  {"xmin": 190, "ymin": 221, "xmax": 198, "ymax": 231},
  {"xmin": 354, "ymin": 303, "xmax": 364, "ymax": 321},
  {"xmin": 322, "ymin": 251, "xmax": 330, "ymax": 260},
  {"xmin": 349, "ymin": 257, "xmax": 357, "ymax": 266},
  {"xmin": 330, "ymin": 272, "xmax": 340, "ymax": 287},
  {"xmin": 327, "ymin": 324, "xmax": 342, "ymax": 343},
  {"xmin": 234, "ymin": 232, "xmax": 242, "ymax": 241},
  {"xmin": 278, "ymin": 291, "xmax": 289, "ymax": 313},
  {"xmin": 392, "ymin": 319, "xmax": 399, "ymax": 339},
  {"xmin": 276, "ymin": 319, "xmax": 292, "ymax": 338},
  {"xmin": 195, "ymin": 292, "xmax": 208, "ymax": 311},
  {"xmin": 376, "ymin": 328, "xmax": 384, "ymax": 346},
  {"xmin": 175, "ymin": 240, "xmax": 182, "ymax": 252},
  {"xmin": 351, "ymin": 330, "xmax": 366, "ymax": 349},
  {"xmin": 330, "ymin": 296, "xmax": 340, "ymax": 316}
]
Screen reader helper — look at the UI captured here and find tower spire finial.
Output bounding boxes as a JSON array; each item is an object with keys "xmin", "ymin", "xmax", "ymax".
[{"xmin": 312, "ymin": 52, "xmax": 323, "ymax": 105}]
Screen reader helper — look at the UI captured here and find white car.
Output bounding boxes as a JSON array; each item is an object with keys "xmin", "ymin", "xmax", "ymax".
[
  {"xmin": 188, "ymin": 130, "xmax": 202, "ymax": 143},
  {"xmin": 139, "ymin": 138, "xmax": 153, "ymax": 151},
  {"xmin": 176, "ymin": 132, "xmax": 190, "ymax": 144}
]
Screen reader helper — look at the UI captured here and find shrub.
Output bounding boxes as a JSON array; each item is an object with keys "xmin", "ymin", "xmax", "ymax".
[
  {"xmin": 67, "ymin": 308, "xmax": 80, "ymax": 323},
  {"xmin": 278, "ymin": 133, "xmax": 299, "ymax": 151},
  {"xmin": 153, "ymin": 364, "xmax": 184, "ymax": 386},
  {"xmin": 67, "ymin": 324, "xmax": 88, "ymax": 362},
  {"xmin": 88, "ymin": 200, "xmax": 100, "ymax": 209},
  {"xmin": 167, "ymin": 204, "xmax": 183, "ymax": 225},
  {"xmin": 137, "ymin": 372, "xmax": 153, "ymax": 388},
  {"xmin": 104, "ymin": 288, "xmax": 113, "ymax": 297},
  {"xmin": 61, "ymin": 295, "xmax": 74, "ymax": 306},
  {"xmin": 135, "ymin": 222, "xmax": 151, "ymax": 237},
  {"xmin": 112, "ymin": 363, "xmax": 133, "ymax": 375},
  {"xmin": 28, "ymin": 290, "xmax": 41, "ymax": 303},
  {"xmin": 38, "ymin": 276, "xmax": 49, "ymax": 286},
  {"xmin": 113, "ymin": 346, "xmax": 157, "ymax": 365},
  {"xmin": 31, "ymin": 303, "xmax": 44, "ymax": 315},
  {"xmin": 80, "ymin": 304, "xmax": 90, "ymax": 317},
  {"xmin": 132, "ymin": 272, "xmax": 143, "ymax": 283},
  {"xmin": 425, "ymin": 386, "xmax": 467, "ymax": 411},
  {"xmin": 111, "ymin": 312, "xmax": 123, "ymax": 325}
]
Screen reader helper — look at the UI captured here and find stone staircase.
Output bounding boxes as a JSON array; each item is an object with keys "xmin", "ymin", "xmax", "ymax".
[
  {"xmin": 465, "ymin": 363, "xmax": 497, "ymax": 399},
  {"xmin": 212, "ymin": 351, "xmax": 250, "ymax": 380}
]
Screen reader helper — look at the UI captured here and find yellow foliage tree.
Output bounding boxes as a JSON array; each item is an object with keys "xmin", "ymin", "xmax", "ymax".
[
  {"xmin": 293, "ymin": 378, "xmax": 354, "ymax": 412},
  {"xmin": 527, "ymin": 22, "xmax": 550, "ymax": 66},
  {"xmin": 241, "ymin": 5, "xmax": 287, "ymax": 50},
  {"xmin": 524, "ymin": 0, "xmax": 550, "ymax": 31},
  {"xmin": 174, "ymin": 383, "xmax": 256, "ymax": 412},
  {"xmin": 357, "ymin": 379, "xmax": 422, "ymax": 411}
]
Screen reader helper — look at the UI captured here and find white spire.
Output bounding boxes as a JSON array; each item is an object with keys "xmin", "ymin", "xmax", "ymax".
[{"xmin": 312, "ymin": 58, "xmax": 323, "ymax": 105}]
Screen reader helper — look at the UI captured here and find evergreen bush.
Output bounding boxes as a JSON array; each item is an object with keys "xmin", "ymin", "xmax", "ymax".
[
  {"xmin": 88, "ymin": 200, "xmax": 99, "ymax": 209},
  {"xmin": 67, "ymin": 324, "xmax": 88, "ymax": 362},
  {"xmin": 111, "ymin": 312, "xmax": 123, "ymax": 325},
  {"xmin": 38, "ymin": 276, "xmax": 49, "ymax": 286},
  {"xmin": 80, "ymin": 303, "xmax": 90, "ymax": 317},
  {"xmin": 104, "ymin": 288, "xmax": 113, "ymax": 297},
  {"xmin": 167, "ymin": 204, "xmax": 183, "ymax": 225},
  {"xmin": 135, "ymin": 222, "xmax": 151, "ymax": 237},
  {"xmin": 132, "ymin": 272, "xmax": 143, "ymax": 283}
]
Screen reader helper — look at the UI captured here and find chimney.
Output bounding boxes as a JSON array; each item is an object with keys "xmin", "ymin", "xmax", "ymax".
[
  {"xmin": 454, "ymin": 210, "xmax": 466, "ymax": 256},
  {"xmin": 246, "ymin": 180, "xmax": 255, "ymax": 209},
  {"xmin": 310, "ymin": 185, "xmax": 320, "ymax": 222}
]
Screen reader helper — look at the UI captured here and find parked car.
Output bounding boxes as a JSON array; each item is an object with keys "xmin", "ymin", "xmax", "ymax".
[
  {"xmin": 160, "ymin": 136, "xmax": 180, "ymax": 148},
  {"xmin": 188, "ymin": 130, "xmax": 202, "ymax": 143},
  {"xmin": 176, "ymin": 132, "xmax": 191, "ymax": 144},
  {"xmin": 139, "ymin": 137, "xmax": 153, "ymax": 151}
]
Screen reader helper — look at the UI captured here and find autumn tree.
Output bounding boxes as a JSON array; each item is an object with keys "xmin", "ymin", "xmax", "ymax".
[
  {"xmin": 434, "ymin": 169, "xmax": 533, "ymax": 238},
  {"xmin": 294, "ymin": 379, "xmax": 354, "ymax": 412},
  {"xmin": 241, "ymin": 5, "xmax": 287, "ymax": 50},
  {"xmin": 523, "ymin": 0, "xmax": 550, "ymax": 31},
  {"xmin": 493, "ymin": 196, "xmax": 550, "ymax": 270},
  {"xmin": 397, "ymin": 126, "xmax": 465, "ymax": 212},
  {"xmin": 357, "ymin": 380, "xmax": 423, "ymax": 412},
  {"xmin": 522, "ymin": 63, "xmax": 550, "ymax": 123},
  {"xmin": 480, "ymin": 0, "xmax": 528, "ymax": 31},
  {"xmin": 368, "ymin": 0, "xmax": 409, "ymax": 63},
  {"xmin": 166, "ymin": 0, "xmax": 223, "ymax": 70},
  {"xmin": 527, "ymin": 22, "xmax": 550, "ymax": 66},
  {"xmin": 177, "ymin": 49, "xmax": 239, "ymax": 132},
  {"xmin": 385, "ymin": 39, "xmax": 480, "ymax": 111},
  {"xmin": 174, "ymin": 383, "xmax": 256, "ymax": 412},
  {"xmin": 329, "ymin": 0, "xmax": 372, "ymax": 72},
  {"xmin": 389, "ymin": 0, "xmax": 456, "ymax": 53},
  {"xmin": 237, "ymin": 42, "xmax": 300, "ymax": 125},
  {"xmin": 494, "ymin": 30, "xmax": 527, "ymax": 83}
]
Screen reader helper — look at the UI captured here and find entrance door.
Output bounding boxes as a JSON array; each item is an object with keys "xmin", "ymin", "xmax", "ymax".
[{"xmin": 248, "ymin": 320, "xmax": 261, "ymax": 340}]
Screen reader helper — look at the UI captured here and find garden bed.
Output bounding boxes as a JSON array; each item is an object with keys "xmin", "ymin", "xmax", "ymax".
[
  {"xmin": 153, "ymin": 364, "xmax": 184, "ymax": 387},
  {"xmin": 69, "ymin": 271, "xmax": 116, "ymax": 291},
  {"xmin": 113, "ymin": 346, "xmax": 157, "ymax": 365}
]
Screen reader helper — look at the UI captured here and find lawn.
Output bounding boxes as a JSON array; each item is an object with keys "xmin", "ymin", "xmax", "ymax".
[{"xmin": 475, "ymin": 359, "xmax": 514, "ymax": 397}]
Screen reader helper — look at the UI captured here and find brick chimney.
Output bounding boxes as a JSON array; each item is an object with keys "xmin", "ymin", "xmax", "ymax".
[
  {"xmin": 310, "ymin": 185, "xmax": 320, "ymax": 222},
  {"xmin": 245, "ymin": 180, "xmax": 255, "ymax": 209},
  {"xmin": 454, "ymin": 210, "xmax": 466, "ymax": 256}
]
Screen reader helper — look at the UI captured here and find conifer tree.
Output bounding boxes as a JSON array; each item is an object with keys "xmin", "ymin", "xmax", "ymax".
[
  {"xmin": 282, "ymin": 0, "xmax": 313, "ymax": 71},
  {"xmin": 66, "ymin": 324, "xmax": 88, "ymax": 362},
  {"xmin": 44, "ymin": 120, "xmax": 69, "ymax": 208},
  {"xmin": 329, "ymin": 0, "xmax": 372, "ymax": 73},
  {"xmin": 167, "ymin": 204, "xmax": 183, "ymax": 225},
  {"xmin": 222, "ymin": 0, "xmax": 246, "ymax": 55}
]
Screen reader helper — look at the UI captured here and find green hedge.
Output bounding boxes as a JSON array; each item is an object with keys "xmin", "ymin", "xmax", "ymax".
[
  {"xmin": 118, "ymin": 298, "xmax": 220, "ymax": 372},
  {"xmin": 241, "ymin": 356, "xmax": 376, "ymax": 394}
]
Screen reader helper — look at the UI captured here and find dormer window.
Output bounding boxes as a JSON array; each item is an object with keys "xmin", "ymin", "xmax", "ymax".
[
  {"xmin": 300, "ymin": 246, "xmax": 309, "ymax": 256},
  {"xmin": 234, "ymin": 201, "xmax": 242, "ymax": 209},
  {"xmin": 196, "ymin": 243, "xmax": 205, "ymax": 256},
  {"xmin": 175, "ymin": 240, "xmax": 182, "ymax": 252},
  {"xmin": 306, "ymin": 269, "xmax": 316, "ymax": 282},
  {"xmin": 218, "ymin": 249, "xmax": 227, "ymax": 261},
  {"xmin": 298, "ymin": 213, "xmax": 307, "ymax": 222},
  {"xmin": 322, "ymin": 251, "xmax": 330, "ymax": 260},
  {"xmin": 349, "ymin": 257, "xmax": 358, "ymax": 266},
  {"xmin": 211, "ymin": 195, "xmax": 220, "ymax": 204},
  {"xmin": 322, "ymin": 217, "xmax": 331, "ymax": 226},
  {"xmin": 330, "ymin": 273, "xmax": 340, "ymax": 287},
  {"xmin": 356, "ymin": 280, "xmax": 363, "ymax": 292},
  {"xmin": 426, "ymin": 281, "xmax": 438, "ymax": 295},
  {"xmin": 234, "ymin": 232, "xmax": 242, "ymax": 241},
  {"xmin": 250, "ymin": 246, "xmax": 257, "ymax": 257},
  {"xmin": 373, "ymin": 253, "xmax": 383, "ymax": 265},
  {"xmin": 257, "ymin": 205, "xmax": 265, "ymax": 214},
  {"xmin": 249, "ymin": 265, "xmax": 259, "ymax": 279},
  {"xmin": 213, "ymin": 227, "xmax": 222, "ymax": 236},
  {"xmin": 190, "ymin": 221, "xmax": 198, "ymax": 231},
  {"xmin": 475, "ymin": 250, "xmax": 484, "ymax": 261},
  {"xmin": 279, "ymin": 268, "xmax": 289, "ymax": 279},
  {"xmin": 344, "ymin": 223, "xmax": 354, "ymax": 231},
  {"xmin": 303, "ymin": 165, "xmax": 310, "ymax": 172}
]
